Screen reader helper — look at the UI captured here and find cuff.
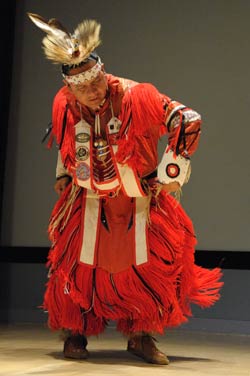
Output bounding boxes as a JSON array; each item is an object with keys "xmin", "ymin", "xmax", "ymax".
[{"xmin": 157, "ymin": 148, "xmax": 191, "ymax": 186}]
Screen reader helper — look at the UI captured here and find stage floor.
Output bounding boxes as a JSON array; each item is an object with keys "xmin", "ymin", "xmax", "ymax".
[{"xmin": 0, "ymin": 324, "xmax": 249, "ymax": 376}]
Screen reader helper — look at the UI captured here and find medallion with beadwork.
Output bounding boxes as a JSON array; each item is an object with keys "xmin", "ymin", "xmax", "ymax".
[
  {"xmin": 76, "ymin": 146, "xmax": 89, "ymax": 161},
  {"xmin": 75, "ymin": 132, "xmax": 90, "ymax": 143},
  {"xmin": 76, "ymin": 162, "xmax": 90, "ymax": 181}
]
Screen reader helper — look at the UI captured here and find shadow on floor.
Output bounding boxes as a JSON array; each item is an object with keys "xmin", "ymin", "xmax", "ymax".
[{"xmin": 48, "ymin": 349, "xmax": 217, "ymax": 367}]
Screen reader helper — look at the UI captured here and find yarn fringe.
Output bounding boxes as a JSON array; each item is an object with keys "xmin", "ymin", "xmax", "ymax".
[{"xmin": 43, "ymin": 188, "xmax": 223, "ymax": 336}]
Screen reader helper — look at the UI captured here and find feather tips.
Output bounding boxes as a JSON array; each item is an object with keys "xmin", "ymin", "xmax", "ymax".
[
  {"xmin": 28, "ymin": 13, "xmax": 70, "ymax": 39},
  {"xmin": 42, "ymin": 35, "xmax": 77, "ymax": 65},
  {"xmin": 74, "ymin": 20, "xmax": 101, "ymax": 62},
  {"xmin": 28, "ymin": 12, "xmax": 101, "ymax": 65}
]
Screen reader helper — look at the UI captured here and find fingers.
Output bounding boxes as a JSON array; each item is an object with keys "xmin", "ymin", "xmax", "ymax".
[
  {"xmin": 162, "ymin": 182, "xmax": 180, "ymax": 193},
  {"xmin": 54, "ymin": 177, "xmax": 70, "ymax": 195},
  {"xmin": 54, "ymin": 182, "xmax": 65, "ymax": 195},
  {"xmin": 54, "ymin": 184, "xmax": 65, "ymax": 196}
]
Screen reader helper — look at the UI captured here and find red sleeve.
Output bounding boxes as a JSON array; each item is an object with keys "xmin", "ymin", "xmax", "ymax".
[
  {"xmin": 51, "ymin": 86, "xmax": 77, "ymax": 169},
  {"xmin": 52, "ymin": 87, "xmax": 71, "ymax": 146}
]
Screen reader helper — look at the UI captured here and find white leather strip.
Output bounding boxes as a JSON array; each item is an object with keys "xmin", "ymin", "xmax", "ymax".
[
  {"xmin": 135, "ymin": 197, "xmax": 149, "ymax": 265},
  {"xmin": 92, "ymin": 178, "xmax": 120, "ymax": 191},
  {"xmin": 56, "ymin": 151, "xmax": 68, "ymax": 178},
  {"xmin": 79, "ymin": 190, "xmax": 100, "ymax": 265},
  {"xmin": 112, "ymin": 145, "xmax": 145, "ymax": 197},
  {"xmin": 75, "ymin": 120, "xmax": 92, "ymax": 189}
]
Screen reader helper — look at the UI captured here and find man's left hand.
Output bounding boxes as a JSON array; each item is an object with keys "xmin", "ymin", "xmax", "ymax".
[{"xmin": 161, "ymin": 182, "xmax": 180, "ymax": 193}]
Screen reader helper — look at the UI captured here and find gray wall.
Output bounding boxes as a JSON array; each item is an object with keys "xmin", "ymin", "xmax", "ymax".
[
  {"xmin": 1, "ymin": 0, "xmax": 250, "ymax": 251},
  {"xmin": 0, "ymin": 0, "xmax": 250, "ymax": 331},
  {"xmin": 2, "ymin": 0, "xmax": 250, "ymax": 251}
]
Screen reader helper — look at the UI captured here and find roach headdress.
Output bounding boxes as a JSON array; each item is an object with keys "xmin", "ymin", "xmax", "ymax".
[{"xmin": 28, "ymin": 13, "xmax": 101, "ymax": 66}]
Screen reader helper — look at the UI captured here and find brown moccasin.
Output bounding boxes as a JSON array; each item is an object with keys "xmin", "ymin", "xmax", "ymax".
[
  {"xmin": 63, "ymin": 334, "xmax": 89, "ymax": 359},
  {"xmin": 127, "ymin": 334, "xmax": 169, "ymax": 365}
]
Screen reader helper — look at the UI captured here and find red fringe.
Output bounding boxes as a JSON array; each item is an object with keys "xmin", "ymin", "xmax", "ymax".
[
  {"xmin": 43, "ymin": 188, "xmax": 223, "ymax": 336},
  {"xmin": 116, "ymin": 83, "xmax": 166, "ymax": 175}
]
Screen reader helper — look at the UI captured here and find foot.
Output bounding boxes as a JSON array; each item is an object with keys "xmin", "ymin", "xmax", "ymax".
[
  {"xmin": 63, "ymin": 334, "xmax": 89, "ymax": 359},
  {"xmin": 127, "ymin": 334, "xmax": 169, "ymax": 365}
]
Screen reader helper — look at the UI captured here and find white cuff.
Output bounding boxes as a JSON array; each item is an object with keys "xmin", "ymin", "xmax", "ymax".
[
  {"xmin": 157, "ymin": 147, "xmax": 191, "ymax": 186},
  {"xmin": 56, "ymin": 151, "xmax": 68, "ymax": 179}
]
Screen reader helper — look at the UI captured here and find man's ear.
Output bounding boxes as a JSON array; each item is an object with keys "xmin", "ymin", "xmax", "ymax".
[{"xmin": 101, "ymin": 63, "xmax": 105, "ymax": 72}]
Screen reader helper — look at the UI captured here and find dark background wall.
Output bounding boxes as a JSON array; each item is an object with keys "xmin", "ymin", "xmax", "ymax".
[
  {"xmin": 1, "ymin": 0, "xmax": 250, "ymax": 251},
  {"xmin": 0, "ymin": 0, "xmax": 249, "ymax": 329}
]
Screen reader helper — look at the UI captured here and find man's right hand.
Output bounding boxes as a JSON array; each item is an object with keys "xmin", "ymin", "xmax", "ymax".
[{"xmin": 54, "ymin": 176, "xmax": 71, "ymax": 196}]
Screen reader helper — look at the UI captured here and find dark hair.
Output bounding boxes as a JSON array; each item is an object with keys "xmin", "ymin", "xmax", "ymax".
[{"xmin": 62, "ymin": 52, "xmax": 99, "ymax": 75}]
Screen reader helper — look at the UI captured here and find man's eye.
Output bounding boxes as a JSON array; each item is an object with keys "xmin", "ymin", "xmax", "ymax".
[{"xmin": 77, "ymin": 86, "xmax": 86, "ymax": 91}]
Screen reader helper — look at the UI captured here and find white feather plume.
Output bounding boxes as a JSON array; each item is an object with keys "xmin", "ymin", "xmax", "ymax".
[
  {"xmin": 74, "ymin": 20, "xmax": 101, "ymax": 62},
  {"xmin": 28, "ymin": 13, "xmax": 101, "ymax": 65}
]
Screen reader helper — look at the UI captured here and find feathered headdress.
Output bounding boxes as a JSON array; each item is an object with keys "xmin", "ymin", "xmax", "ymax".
[{"xmin": 28, "ymin": 13, "xmax": 101, "ymax": 67}]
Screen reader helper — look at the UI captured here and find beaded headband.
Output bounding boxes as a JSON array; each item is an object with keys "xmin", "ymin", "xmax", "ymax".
[{"xmin": 62, "ymin": 58, "xmax": 102, "ymax": 84}]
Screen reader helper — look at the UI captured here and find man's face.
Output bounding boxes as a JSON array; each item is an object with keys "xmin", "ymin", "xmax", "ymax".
[{"xmin": 66, "ymin": 61, "xmax": 107, "ymax": 111}]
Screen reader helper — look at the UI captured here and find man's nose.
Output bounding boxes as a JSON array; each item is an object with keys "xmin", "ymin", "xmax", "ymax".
[{"xmin": 86, "ymin": 85, "xmax": 97, "ymax": 95}]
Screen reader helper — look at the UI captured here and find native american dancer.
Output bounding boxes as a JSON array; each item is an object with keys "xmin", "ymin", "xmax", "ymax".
[{"xmin": 29, "ymin": 13, "xmax": 223, "ymax": 365}]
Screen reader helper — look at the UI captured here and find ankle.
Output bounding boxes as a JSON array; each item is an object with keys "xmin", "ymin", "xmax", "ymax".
[{"xmin": 63, "ymin": 334, "xmax": 89, "ymax": 359}]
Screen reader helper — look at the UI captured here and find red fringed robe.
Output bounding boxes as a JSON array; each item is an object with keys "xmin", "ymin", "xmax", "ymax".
[{"xmin": 43, "ymin": 75, "xmax": 223, "ymax": 335}]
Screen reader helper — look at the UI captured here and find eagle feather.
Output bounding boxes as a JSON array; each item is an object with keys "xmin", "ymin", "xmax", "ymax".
[{"xmin": 28, "ymin": 13, "xmax": 101, "ymax": 65}]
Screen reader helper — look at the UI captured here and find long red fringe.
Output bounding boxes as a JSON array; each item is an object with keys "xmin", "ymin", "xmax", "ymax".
[
  {"xmin": 43, "ymin": 187, "xmax": 223, "ymax": 336},
  {"xmin": 116, "ymin": 83, "xmax": 166, "ymax": 176}
]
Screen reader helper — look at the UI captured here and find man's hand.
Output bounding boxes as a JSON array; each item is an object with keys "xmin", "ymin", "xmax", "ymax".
[
  {"xmin": 149, "ymin": 180, "xmax": 180, "ymax": 196},
  {"xmin": 161, "ymin": 181, "xmax": 180, "ymax": 193},
  {"xmin": 54, "ymin": 176, "xmax": 71, "ymax": 196}
]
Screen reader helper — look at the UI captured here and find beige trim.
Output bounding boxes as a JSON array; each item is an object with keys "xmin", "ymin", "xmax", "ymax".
[
  {"xmin": 79, "ymin": 190, "xmax": 100, "ymax": 265},
  {"xmin": 75, "ymin": 120, "xmax": 92, "ymax": 189},
  {"xmin": 56, "ymin": 152, "xmax": 68, "ymax": 178},
  {"xmin": 112, "ymin": 145, "xmax": 145, "ymax": 197},
  {"xmin": 92, "ymin": 178, "xmax": 120, "ymax": 191},
  {"xmin": 135, "ymin": 197, "xmax": 149, "ymax": 265}
]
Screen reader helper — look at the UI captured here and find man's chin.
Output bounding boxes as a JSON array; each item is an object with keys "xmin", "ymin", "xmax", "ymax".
[{"xmin": 88, "ymin": 98, "xmax": 105, "ymax": 110}]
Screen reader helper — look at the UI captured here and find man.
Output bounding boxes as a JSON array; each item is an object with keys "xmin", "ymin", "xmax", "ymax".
[{"xmin": 28, "ymin": 13, "xmax": 223, "ymax": 365}]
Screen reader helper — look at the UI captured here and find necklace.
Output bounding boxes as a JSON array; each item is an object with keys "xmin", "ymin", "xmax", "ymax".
[
  {"xmin": 93, "ymin": 100, "xmax": 121, "ymax": 161},
  {"xmin": 93, "ymin": 110, "xmax": 108, "ymax": 161}
]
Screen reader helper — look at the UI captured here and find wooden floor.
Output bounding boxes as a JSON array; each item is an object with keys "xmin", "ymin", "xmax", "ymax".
[{"xmin": 0, "ymin": 324, "xmax": 250, "ymax": 376}]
